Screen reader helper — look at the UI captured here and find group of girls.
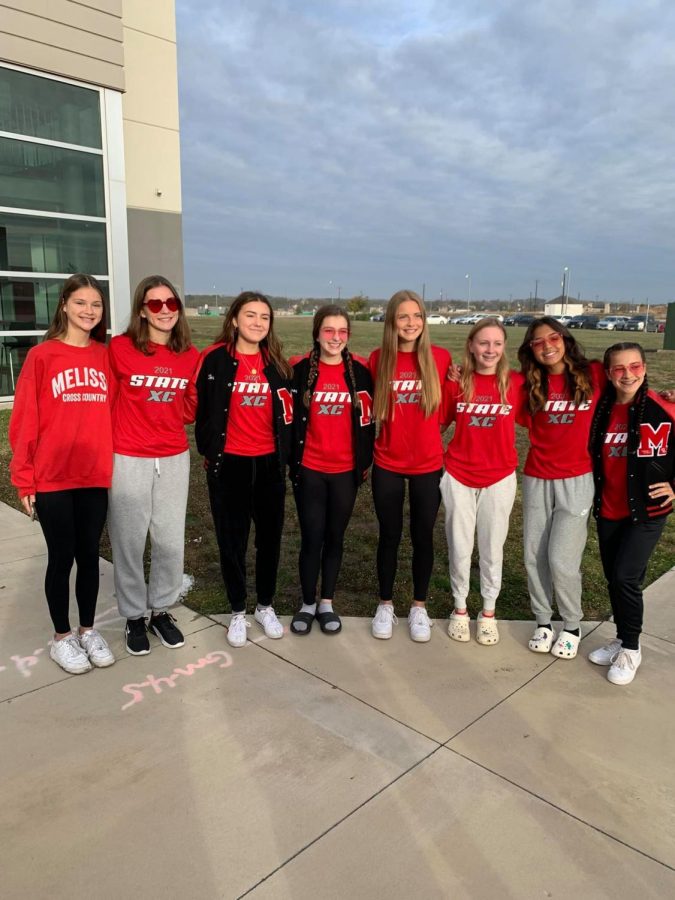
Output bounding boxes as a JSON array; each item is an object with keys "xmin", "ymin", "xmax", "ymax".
[
  {"xmin": 9, "ymin": 273, "xmax": 199, "ymax": 674},
  {"xmin": 9, "ymin": 278, "xmax": 674, "ymax": 687}
]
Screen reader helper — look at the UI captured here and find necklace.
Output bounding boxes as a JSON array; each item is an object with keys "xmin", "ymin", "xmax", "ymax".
[{"xmin": 238, "ymin": 350, "xmax": 263, "ymax": 378}]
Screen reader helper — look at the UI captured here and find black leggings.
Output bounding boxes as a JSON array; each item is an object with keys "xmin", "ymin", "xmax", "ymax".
[
  {"xmin": 207, "ymin": 452, "xmax": 286, "ymax": 613},
  {"xmin": 371, "ymin": 464, "xmax": 442, "ymax": 602},
  {"xmin": 294, "ymin": 467, "xmax": 358, "ymax": 605},
  {"xmin": 597, "ymin": 516, "xmax": 666, "ymax": 650},
  {"xmin": 34, "ymin": 488, "xmax": 108, "ymax": 634}
]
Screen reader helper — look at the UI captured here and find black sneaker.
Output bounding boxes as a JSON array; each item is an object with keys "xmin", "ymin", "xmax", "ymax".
[
  {"xmin": 126, "ymin": 617, "xmax": 150, "ymax": 655},
  {"xmin": 149, "ymin": 612, "xmax": 185, "ymax": 649}
]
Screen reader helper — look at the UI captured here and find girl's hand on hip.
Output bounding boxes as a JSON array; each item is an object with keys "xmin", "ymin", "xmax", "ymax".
[{"xmin": 648, "ymin": 481, "xmax": 675, "ymax": 506}]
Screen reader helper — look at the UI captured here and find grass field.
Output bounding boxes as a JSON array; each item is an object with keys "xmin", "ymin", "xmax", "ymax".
[{"xmin": 1, "ymin": 318, "xmax": 673, "ymax": 625}]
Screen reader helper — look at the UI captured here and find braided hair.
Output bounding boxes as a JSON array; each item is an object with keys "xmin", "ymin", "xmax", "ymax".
[
  {"xmin": 303, "ymin": 305, "xmax": 360, "ymax": 411},
  {"xmin": 589, "ymin": 342, "xmax": 648, "ymax": 457}
]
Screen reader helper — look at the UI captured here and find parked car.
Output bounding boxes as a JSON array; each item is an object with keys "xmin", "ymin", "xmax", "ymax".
[
  {"xmin": 504, "ymin": 314, "xmax": 537, "ymax": 326},
  {"xmin": 597, "ymin": 315, "xmax": 631, "ymax": 331},
  {"xmin": 426, "ymin": 314, "xmax": 449, "ymax": 325},
  {"xmin": 451, "ymin": 314, "xmax": 473, "ymax": 324},
  {"xmin": 568, "ymin": 315, "xmax": 599, "ymax": 329},
  {"xmin": 621, "ymin": 315, "xmax": 659, "ymax": 332},
  {"xmin": 369, "ymin": 313, "xmax": 385, "ymax": 322}
]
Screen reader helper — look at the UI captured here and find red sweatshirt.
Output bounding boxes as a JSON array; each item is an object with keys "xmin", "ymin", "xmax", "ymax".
[
  {"xmin": 109, "ymin": 335, "xmax": 200, "ymax": 457},
  {"xmin": 442, "ymin": 371, "xmax": 523, "ymax": 488},
  {"xmin": 369, "ymin": 345, "xmax": 451, "ymax": 475},
  {"xmin": 9, "ymin": 339, "xmax": 113, "ymax": 496},
  {"xmin": 519, "ymin": 360, "xmax": 605, "ymax": 480}
]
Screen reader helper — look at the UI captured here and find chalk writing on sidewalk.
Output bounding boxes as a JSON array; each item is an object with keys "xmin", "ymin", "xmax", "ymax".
[{"xmin": 121, "ymin": 650, "xmax": 233, "ymax": 711}]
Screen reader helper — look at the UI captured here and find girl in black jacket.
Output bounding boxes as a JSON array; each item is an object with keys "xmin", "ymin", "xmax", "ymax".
[
  {"xmin": 195, "ymin": 292, "xmax": 293, "ymax": 648},
  {"xmin": 289, "ymin": 306, "xmax": 374, "ymax": 634},
  {"xmin": 588, "ymin": 342, "xmax": 675, "ymax": 685}
]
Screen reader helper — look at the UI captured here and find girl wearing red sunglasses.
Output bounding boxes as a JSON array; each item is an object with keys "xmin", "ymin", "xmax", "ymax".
[
  {"xmin": 288, "ymin": 305, "xmax": 374, "ymax": 635},
  {"xmin": 587, "ymin": 342, "xmax": 674, "ymax": 685},
  {"xmin": 108, "ymin": 276, "xmax": 199, "ymax": 655}
]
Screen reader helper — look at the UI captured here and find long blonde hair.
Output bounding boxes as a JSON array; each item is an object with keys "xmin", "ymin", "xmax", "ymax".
[
  {"xmin": 373, "ymin": 289, "xmax": 441, "ymax": 421},
  {"xmin": 460, "ymin": 317, "xmax": 510, "ymax": 405}
]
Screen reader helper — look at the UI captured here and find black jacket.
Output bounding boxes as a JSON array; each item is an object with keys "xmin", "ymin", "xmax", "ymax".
[
  {"xmin": 195, "ymin": 343, "xmax": 293, "ymax": 478},
  {"xmin": 591, "ymin": 390, "xmax": 675, "ymax": 523},
  {"xmin": 289, "ymin": 354, "xmax": 375, "ymax": 488}
]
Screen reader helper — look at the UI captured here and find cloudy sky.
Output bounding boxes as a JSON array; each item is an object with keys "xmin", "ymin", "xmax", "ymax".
[{"xmin": 175, "ymin": 0, "xmax": 675, "ymax": 302}]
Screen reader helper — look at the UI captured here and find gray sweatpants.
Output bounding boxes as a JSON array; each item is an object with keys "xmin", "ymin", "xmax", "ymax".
[
  {"xmin": 522, "ymin": 473, "xmax": 594, "ymax": 631},
  {"xmin": 108, "ymin": 451, "xmax": 190, "ymax": 620}
]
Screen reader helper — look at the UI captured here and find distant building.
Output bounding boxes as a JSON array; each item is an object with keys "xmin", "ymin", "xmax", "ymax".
[
  {"xmin": 1, "ymin": 1, "xmax": 183, "ymax": 401},
  {"xmin": 545, "ymin": 299, "xmax": 583, "ymax": 317}
]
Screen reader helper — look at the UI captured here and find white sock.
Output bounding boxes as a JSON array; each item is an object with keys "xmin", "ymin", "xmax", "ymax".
[{"xmin": 318, "ymin": 600, "xmax": 339, "ymax": 631}]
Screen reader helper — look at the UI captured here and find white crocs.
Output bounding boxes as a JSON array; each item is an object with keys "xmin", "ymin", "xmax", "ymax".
[
  {"xmin": 448, "ymin": 610, "xmax": 470, "ymax": 642},
  {"xmin": 476, "ymin": 612, "xmax": 499, "ymax": 645},
  {"xmin": 550, "ymin": 630, "xmax": 581, "ymax": 659},
  {"xmin": 528, "ymin": 625, "xmax": 555, "ymax": 653}
]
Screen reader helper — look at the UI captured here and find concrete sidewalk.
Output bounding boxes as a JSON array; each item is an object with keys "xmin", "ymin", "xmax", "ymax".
[{"xmin": 1, "ymin": 500, "xmax": 674, "ymax": 899}]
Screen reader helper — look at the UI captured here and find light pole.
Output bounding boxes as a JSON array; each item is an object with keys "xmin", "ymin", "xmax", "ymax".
[
  {"xmin": 561, "ymin": 267, "xmax": 570, "ymax": 315},
  {"xmin": 465, "ymin": 274, "xmax": 471, "ymax": 313}
]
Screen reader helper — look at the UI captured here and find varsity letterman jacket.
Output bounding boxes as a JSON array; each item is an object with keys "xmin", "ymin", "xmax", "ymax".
[
  {"xmin": 591, "ymin": 390, "xmax": 675, "ymax": 524},
  {"xmin": 195, "ymin": 343, "xmax": 293, "ymax": 478},
  {"xmin": 289, "ymin": 354, "xmax": 375, "ymax": 488}
]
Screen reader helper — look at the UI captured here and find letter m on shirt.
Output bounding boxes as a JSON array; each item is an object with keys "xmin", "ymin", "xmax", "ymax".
[{"xmin": 637, "ymin": 422, "xmax": 671, "ymax": 457}]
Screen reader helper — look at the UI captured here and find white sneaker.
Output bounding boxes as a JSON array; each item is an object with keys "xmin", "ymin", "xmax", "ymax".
[
  {"xmin": 589, "ymin": 638, "xmax": 622, "ymax": 666},
  {"xmin": 607, "ymin": 647, "xmax": 641, "ymax": 685},
  {"xmin": 50, "ymin": 633, "xmax": 92, "ymax": 674},
  {"xmin": 78, "ymin": 629, "xmax": 115, "ymax": 667},
  {"xmin": 254, "ymin": 606, "xmax": 284, "ymax": 639},
  {"xmin": 227, "ymin": 613, "xmax": 250, "ymax": 648},
  {"xmin": 372, "ymin": 604, "xmax": 397, "ymax": 639},
  {"xmin": 408, "ymin": 606, "xmax": 432, "ymax": 642}
]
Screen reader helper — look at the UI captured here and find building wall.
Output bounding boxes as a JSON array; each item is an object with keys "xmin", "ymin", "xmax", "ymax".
[
  {"xmin": 121, "ymin": 0, "xmax": 184, "ymax": 303},
  {"xmin": 0, "ymin": 0, "xmax": 125, "ymax": 90}
]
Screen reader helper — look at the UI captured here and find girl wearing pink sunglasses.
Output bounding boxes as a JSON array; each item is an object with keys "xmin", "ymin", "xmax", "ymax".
[
  {"xmin": 108, "ymin": 276, "xmax": 199, "ymax": 656},
  {"xmin": 288, "ymin": 305, "xmax": 374, "ymax": 635}
]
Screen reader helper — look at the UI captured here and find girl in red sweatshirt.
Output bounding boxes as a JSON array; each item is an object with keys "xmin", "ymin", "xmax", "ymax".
[
  {"xmin": 108, "ymin": 276, "xmax": 199, "ymax": 656},
  {"xmin": 441, "ymin": 318, "xmax": 523, "ymax": 645},
  {"xmin": 369, "ymin": 290, "xmax": 451, "ymax": 643},
  {"xmin": 9, "ymin": 274, "xmax": 114, "ymax": 675}
]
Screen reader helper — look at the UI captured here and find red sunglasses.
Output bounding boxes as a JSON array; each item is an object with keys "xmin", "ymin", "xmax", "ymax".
[{"xmin": 144, "ymin": 296, "xmax": 181, "ymax": 314}]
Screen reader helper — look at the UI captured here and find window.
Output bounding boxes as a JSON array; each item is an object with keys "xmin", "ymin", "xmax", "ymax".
[{"xmin": 0, "ymin": 64, "xmax": 112, "ymax": 399}]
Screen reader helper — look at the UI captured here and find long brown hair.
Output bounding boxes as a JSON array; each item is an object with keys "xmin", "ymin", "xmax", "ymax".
[
  {"xmin": 518, "ymin": 316, "xmax": 593, "ymax": 414},
  {"xmin": 460, "ymin": 317, "xmax": 510, "ymax": 405},
  {"xmin": 216, "ymin": 291, "xmax": 292, "ymax": 379},
  {"xmin": 126, "ymin": 275, "xmax": 192, "ymax": 355},
  {"xmin": 44, "ymin": 274, "xmax": 107, "ymax": 343},
  {"xmin": 302, "ymin": 304, "xmax": 361, "ymax": 411},
  {"xmin": 373, "ymin": 289, "xmax": 441, "ymax": 421}
]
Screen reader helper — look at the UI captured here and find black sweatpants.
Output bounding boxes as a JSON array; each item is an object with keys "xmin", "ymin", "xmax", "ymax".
[
  {"xmin": 597, "ymin": 515, "xmax": 666, "ymax": 650},
  {"xmin": 294, "ymin": 467, "xmax": 358, "ymax": 605},
  {"xmin": 34, "ymin": 487, "xmax": 108, "ymax": 634},
  {"xmin": 207, "ymin": 452, "xmax": 286, "ymax": 613},
  {"xmin": 371, "ymin": 464, "xmax": 442, "ymax": 602}
]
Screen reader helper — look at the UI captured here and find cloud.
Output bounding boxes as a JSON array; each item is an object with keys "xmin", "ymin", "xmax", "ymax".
[{"xmin": 176, "ymin": 0, "xmax": 675, "ymax": 301}]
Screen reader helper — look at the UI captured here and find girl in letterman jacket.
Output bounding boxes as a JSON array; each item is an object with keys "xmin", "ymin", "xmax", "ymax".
[
  {"xmin": 9, "ymin": 274, "xmax": 115, "ymax": 675},
  {"xmin": 441, "ymin": 318, "xmax": 524, "ymax": 646},
  {"xmin": 108, "ymin": 276, "xmax": 199, "ymax": 657},
  {"xmin": 195, "ymin": 291, "xmax": 293, "ymax": 649},
  {"xmin": 368, "ymin": 290, "xmax": 452, "ymax": 644},
  {"xmin": 516, "ymin": 317, "xmax": 605, "ymax": 660},
  {"xmin": 288, "ymin": 305, "xmax": 375, "ymax": 636},
  {"xmin": 586, "ymin": 342, "xmax": 675, "ymax": 686}
]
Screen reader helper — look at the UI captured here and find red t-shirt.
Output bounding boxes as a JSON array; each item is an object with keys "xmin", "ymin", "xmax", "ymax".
[
  {"xmin": 109, "ymin": 335, "xmax": 199, "ymax": 457},
  {"xmin": 442, "ymin": 371, "xmax": 523, "ymax": 488},
  {"xmin": 369, "ymin": 345, "xmax": 451, "ymax": 475},
  {"xmin": 520, "ymin": 360, "xmax": 605, "ymax": 479},
  {"xmin": 9, "ymin": 339, "xmax": 113, "ymax": 496},
  {"xmin": 224, "ymin": 351, "xmax": 275, "ymax": 456},
  {"xmin": 600, "ymin": 403, "xmax": 630, "ymax": 519},
  {"xmin": 302, "ymin": 361, "xmax": 355, "ymax": 474}
]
